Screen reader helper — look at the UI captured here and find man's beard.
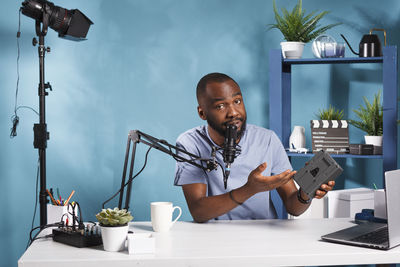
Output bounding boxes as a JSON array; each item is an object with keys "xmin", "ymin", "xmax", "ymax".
[{"xmin": 207, "ymin": 116, "xmax": 247, "ymax": 142}]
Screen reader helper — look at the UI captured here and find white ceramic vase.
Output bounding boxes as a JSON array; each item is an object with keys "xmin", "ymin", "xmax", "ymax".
[
  {"xmin": 100, "ymin": 224, "xmax": 129, "ymax": 252},
  {"xmin": 280, "ymin": 41, "xmax": 305, "ymax": 59},
  {"xmin": 289, "ymin": 126, "xmax": 306, "ymax": 149}
]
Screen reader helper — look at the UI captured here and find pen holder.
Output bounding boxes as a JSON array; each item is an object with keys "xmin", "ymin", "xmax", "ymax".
[{"xmin": 47, "ymin": 204, "xmax": 78, "ymax": 225}]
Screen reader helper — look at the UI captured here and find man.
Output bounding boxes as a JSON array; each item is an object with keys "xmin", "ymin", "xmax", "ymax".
[{"xmin": 174, "ymin": 73, "xmax": 334, "ymax": 223}]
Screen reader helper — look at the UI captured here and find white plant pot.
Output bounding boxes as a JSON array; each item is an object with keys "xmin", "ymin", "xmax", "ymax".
[
  {"xmin": 100, "ymin": 224, "xmax": 129, "ymax": 252},
  {"xmin": 364, "ymin": 135, "xmax": 383, "ymax": 154},
  {"xmin": 364, "ymin": 135, "xmax": 383, "ymax": 147},
  {"xmin": 280, "ymin": 41, "xmax": 305, "ymax": 59}
]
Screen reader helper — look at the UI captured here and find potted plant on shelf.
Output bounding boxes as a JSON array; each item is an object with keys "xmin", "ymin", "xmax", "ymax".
[
  {"xmin": 349, "ymin": 91, "xmax": 383, "ymax": 154},
  {"xmin": 268, "ymin": 0, "xmax": 340, "ymax": 59},
  {"xmin": 311, "ymin": 105, "xmax": 349, "ymax": 154},
  {"xmin": 96, "ymin": 207, "xmax": 133, "ymax": 252}
]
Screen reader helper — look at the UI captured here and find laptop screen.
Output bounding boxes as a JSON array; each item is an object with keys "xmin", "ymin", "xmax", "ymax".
[{"xmin": 385, "ymin": 169, "xmax": 400, "ymax": 248}]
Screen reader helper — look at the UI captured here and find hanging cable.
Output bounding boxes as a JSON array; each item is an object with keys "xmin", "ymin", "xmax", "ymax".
[
  {"xmin": 102, "ymin": 146, "xmax": 153, "ymax": 209},
  {"xmin": 11, "ymin": 8, "xmax": 39, "ymax": 138},
  {"xmin": 25, "ymin": 152, "xmax": 40, "ymax": 249}
]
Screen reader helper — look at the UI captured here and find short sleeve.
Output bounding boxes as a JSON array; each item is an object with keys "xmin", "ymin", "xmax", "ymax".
[
  {"xmin": 174, "ymin": 133, "xmax": 208, "ymax": 186},
  {"xmin": 270, "ymin": 132, "xmax": 292, "ymax": 175}
]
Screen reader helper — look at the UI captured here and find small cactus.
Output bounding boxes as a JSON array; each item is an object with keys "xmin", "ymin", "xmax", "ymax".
[{"xmin": 96, "ymin": 208, "xmax": 133, "ymax": 226}]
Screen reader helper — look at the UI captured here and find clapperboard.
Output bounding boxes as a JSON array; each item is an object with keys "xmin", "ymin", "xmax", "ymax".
[{"xmin": 310, "ymin": 120, "xmax": 349, "ymax": 154}]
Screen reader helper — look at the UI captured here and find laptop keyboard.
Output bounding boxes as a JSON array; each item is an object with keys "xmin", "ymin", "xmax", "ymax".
[{"xmin": 350, "ymin": 227, "xmax": 389, "ymax": 245}]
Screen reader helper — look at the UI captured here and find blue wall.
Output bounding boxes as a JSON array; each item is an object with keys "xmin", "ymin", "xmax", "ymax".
[{"xmin": 1, "ymin": 0, "xmax": 399, "ymax": 266}]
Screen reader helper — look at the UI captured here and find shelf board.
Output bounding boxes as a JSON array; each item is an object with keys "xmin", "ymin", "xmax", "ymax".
[
  {"xmin": 283, "ymin": 57, "xmax": 383, "ymax": 65},
  {"xmin": 287, "ymin": 152, "xmax": 383, "ymax": 159}
]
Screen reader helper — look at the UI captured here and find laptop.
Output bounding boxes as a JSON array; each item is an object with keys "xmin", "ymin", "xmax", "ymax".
[{"xmin": 321, "ymin": 169, "xmax": 400, "ymax": 250}]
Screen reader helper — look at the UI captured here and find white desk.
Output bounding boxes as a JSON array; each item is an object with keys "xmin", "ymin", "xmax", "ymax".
[{"xmin": 18, "ymin": 218, "xmax": 400, "ymax": 266}]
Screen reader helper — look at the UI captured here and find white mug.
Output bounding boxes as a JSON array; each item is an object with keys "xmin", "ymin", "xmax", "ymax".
[{"xmin": 151, "ymin": 202, "xmax": 182, "ymax": 232}]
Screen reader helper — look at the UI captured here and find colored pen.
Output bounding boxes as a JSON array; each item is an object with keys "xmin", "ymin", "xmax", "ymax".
[
  {"xmin": 46, "ymin": 189, "xmax": 58, "ymax": 205},
  {"xmin": 64, "ymin": 190, "xmax": 75, "ymax": 206},
  {"xmin": 373, "ymin": 183, "xmax": 378, "ymax": 190}
]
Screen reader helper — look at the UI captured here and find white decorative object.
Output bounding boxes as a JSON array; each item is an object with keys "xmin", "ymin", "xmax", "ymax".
[
  {"xmin": 289, "ymin": 126, "xmax": 306, "ymax": 149},
  {"xmin": 100, "ymin": 224, "xmax": 129, "ymax": 252},
  {"xmin": 312, "ymin": 35, "xmax": 335, "ymax": 58},
  {"xmin": 327, "ymin": 188, "xmax": 374, "ymax": 218},
  {"xmin": 280, "ymin": 42, "xmax": 305, "ymax": 59},
  {"xmin": 128, "ymin": 233, "xmax": 155, "ymax": 254},
  {"xmin": 288, "ymin": 147, "xmax": 308, "ymax": 154},
  {"xmin": 312, "ymin": 35, "xmax": 345, "ymax": 58},
  {"xmin": 151, "ymin": 202, "xmax": 182, "ymax": 232}
]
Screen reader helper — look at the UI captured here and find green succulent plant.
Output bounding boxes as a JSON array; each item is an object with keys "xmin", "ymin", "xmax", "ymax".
[
  {"xmin": 96, "ymin": 208, "xmax": 133, "ymax": 226},
  {"xmin": 349, "ymin": 91, "xmax": 383, "ymax": 136},
  {"xmin": 268, "ymin": 0, "xmax": 341, "ymax": 43},
  {"xmin": 316, "ymin": 105, "xmax": 344, "ymax": 120}
]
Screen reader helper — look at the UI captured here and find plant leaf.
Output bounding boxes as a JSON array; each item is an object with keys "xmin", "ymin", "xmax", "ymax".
[
  {"xmin": 268, "ymin": 0, "xmax": 341, "ymax": 43},
  {"xmin": 349, "ymin": 90, "xmax": 383, "ymax": 136}
]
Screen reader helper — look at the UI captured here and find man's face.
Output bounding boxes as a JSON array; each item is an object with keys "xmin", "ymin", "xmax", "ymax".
[{"xmin": 197, "ymin": 80, "xmax": 247, "ymax": 141}]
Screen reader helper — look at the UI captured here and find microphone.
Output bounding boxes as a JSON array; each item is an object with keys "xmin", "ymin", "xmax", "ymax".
[{"xmin": 223, "ymin": 124, "xmax": 238, "ymax": 189}]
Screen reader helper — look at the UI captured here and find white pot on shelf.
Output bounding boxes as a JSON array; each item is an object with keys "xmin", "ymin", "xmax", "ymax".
[
  {"xmin": 280, "ymin": 41, "xmax": 305, "ymax": 59},
  {"xmin": 364, "ymin": 135, "xmax": 383, "ymax": 155},
  {"xmin": 364, "ymin": 135, "xmax": 382, "ymax": 146}
]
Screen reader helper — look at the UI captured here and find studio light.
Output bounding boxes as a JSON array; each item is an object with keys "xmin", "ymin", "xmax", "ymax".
[
  {"xmin": 21, "ymin": 0, "xmax": 93, "ymax": 41},
  {"xmin": 19, "ymin": 0, "xmax": 93, "ymax": 227}
]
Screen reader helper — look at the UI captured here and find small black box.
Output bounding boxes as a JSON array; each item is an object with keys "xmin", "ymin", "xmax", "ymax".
[
  {"xmin": 349, "ymin": 144, "xmax": 374, "ymax": 155},
  {"xmin": 52, "ymin": 228, "xmax": 102, "ymax": 248}
]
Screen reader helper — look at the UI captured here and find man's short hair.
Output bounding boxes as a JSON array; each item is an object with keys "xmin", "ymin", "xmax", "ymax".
[{"xmin": 196, "ymin": 73, "xmax": 239, "ymax": 102}]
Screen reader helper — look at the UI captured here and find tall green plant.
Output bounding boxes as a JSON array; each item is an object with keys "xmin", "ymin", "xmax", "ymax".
[
  {"xmin": 268, "ymin": 0, "xmax": 340, "ymax": 43},
  {"xmin": 349, "ymin": 91, "xmax": 383, "ymax": 136},
  {"xmin": 316, "ymin": 105, "xmax": 344, "ymax": 120}
]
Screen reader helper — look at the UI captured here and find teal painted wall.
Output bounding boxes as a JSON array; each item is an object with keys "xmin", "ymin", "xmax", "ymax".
[{"xmin": 1, "ymin": 0, "xmax": 399, "ymax": 266}]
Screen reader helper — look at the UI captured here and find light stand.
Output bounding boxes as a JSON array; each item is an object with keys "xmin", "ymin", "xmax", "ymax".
[
  {"xmin": 33, "ymin": 19, "xmax": 51, "ymax": 227},
  {"xmin": 116, "ymin": 130, "xmax": 220, "ymax": 210},
  {"xmin": 20, "ymin": 0, "xmax": 93, "ymax": 227}
]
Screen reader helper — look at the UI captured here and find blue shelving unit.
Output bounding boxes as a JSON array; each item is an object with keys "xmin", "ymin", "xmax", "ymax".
[
  {"xmin": 269, "ymin": 47, "xmax": 398, "ymax": 218},
  {"xmin": 286, "ymin": 152, "xmax": 383, "ymax": 159},
  {"xmin": 283, "ymin": 57, "xmax": 383, "ymax": 65}
]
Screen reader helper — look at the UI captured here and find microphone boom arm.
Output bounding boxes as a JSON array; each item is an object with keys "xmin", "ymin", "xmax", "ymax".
[{"xmin": 117, "ymin": 130, "xmax": 218, "ymax": 210}]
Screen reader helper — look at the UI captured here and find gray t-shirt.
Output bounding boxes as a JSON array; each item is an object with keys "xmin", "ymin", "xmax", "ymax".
[{"xmin": 174, "ymin": 124, "xmax": 292, "ymax": 220}]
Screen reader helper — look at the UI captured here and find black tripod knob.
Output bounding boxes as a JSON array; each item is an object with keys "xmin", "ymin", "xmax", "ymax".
[
  {"xmin": 45, "ymin": 82, "xmax": 52, "ymax": 91},
  {"xmin": 32, "ymin": 37, "xmax": 37, "ymax": 46}
]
